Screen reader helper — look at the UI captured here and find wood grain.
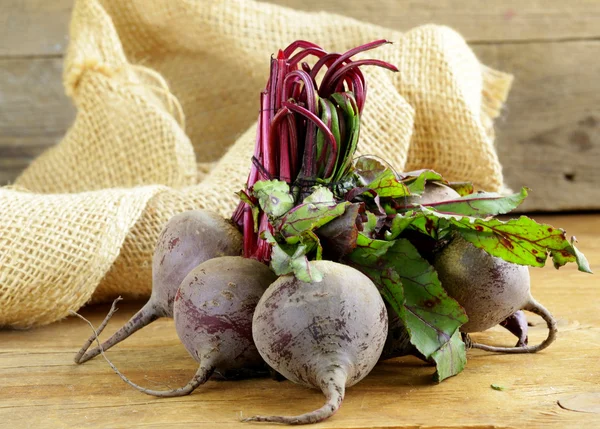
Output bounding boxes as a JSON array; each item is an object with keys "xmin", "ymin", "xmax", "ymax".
[
  {"xmin": 473, "ymin": 41, "xmax": 600, "ymax": 211},
  {"xmin": 1, "ymin": 0, "xmax": 599, "ymax": 57},
  {"xmin": 1, "ymin": 213, "xmax": 598, "ymax": 429},
  {"xmin": 0, "ymin": 0, "xmax": 72, "ymax": 57},
  {"xmin": 0, "ymin": 57, "xmax": 75, "ymax": 185}
]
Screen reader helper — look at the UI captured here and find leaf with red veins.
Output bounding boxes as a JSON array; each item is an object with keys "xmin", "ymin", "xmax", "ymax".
[
  {"xmin": 363, "ymin": 169, "xmax": 411, "ymax": 198},
  {"xmin": 279, "ymin": 187, "xmax": 350, "ymax": 244},
  {"xmin": 438, "ymin": 212, "xmax": 593, "ymax": 272},
  {"xmin": 252, "ymin": 180, "xmax": 295, "ymax": 219},
  {"xmin": 354, "ymin": 155, "xmax": 388, "ymax": 186},
  {"xmin": 402, "ymin": 169, "xmax": 446, "ymax": 195},
  {"xmin": 415, "ymin": 188, "xmax": 528, "ymax": 217},
  {"xmin": 347, "ymin": 237, "xmax": 468, "ymax": 359}
]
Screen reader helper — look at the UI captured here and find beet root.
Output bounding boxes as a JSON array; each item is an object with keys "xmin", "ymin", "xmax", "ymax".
[
  {"xmin": 245, "ymin": 260, "xmax": 387, "ymax": 424},
  {"xmin": 499, "ymin": 310, "xmax": 529, "ymax": 347},
  {"xmin": 73, "ymin": 210, "xmax": 242, "ymax": 364},
  {"xmin": 81, "ymin": 256, "xmax": 276, "ymax": 397},
  {"xmin": 434, "ymin": 235, "xmax": 557, "ymax": 353}
]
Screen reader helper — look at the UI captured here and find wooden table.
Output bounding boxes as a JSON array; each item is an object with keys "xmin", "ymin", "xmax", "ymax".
[{"xmin": 1, "ymin": 214, "xmax": 599, "ymax": 428}]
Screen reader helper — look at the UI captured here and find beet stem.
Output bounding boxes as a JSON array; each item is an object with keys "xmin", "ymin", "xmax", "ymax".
[
  {"xmin": 470, "ymin": 297, "xmax": 558, "ymax": 354},
  {"xmin": 242, "ymin": 366, "xmax": 346, "ymax": 425},
  {"xmin": 70, "ymin": 309, "xmax": 214, "ymax": 397},
  {"xmin": 74, "ymin": 299, "xmax": 160, "ymax": 364}
]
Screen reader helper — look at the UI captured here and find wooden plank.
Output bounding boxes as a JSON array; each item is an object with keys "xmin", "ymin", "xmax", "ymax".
[
  {"xmin": 473, "ymin": 41, "xmax": 600, "ymax": 211},
  {"xmin": 0, "ymin": 213, "xmax": 598, "ymax": 428},
  {"xmin": 0, "ymin": 0, "xmax": 72, "ymax": 57},
  {"xmin": 270, "ymin": 0, "xmax": 600, "ymax": 43},
  {"xmin": 1, "ymin": 0, "xmax": 600, "ymax": 57},
  {"xmin": 0, "ymin": 57, "xmax": 75, "ymax": 185}
]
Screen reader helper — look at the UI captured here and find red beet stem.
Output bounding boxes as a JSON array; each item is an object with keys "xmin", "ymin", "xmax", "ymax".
[
  {"xmin": 283, "ymin": 40, "xmax": 322, "ymax": 57},
  {"xmin": 320, "ymin": 39, "xmax": 392, "ymax": 90},
  {"xmin": 283, "ymin": 101, "xmax": 338, "ymax": 179},
  {"xmin": 288, "ymin": 47, "xmax": 327, "ymax": 66}
]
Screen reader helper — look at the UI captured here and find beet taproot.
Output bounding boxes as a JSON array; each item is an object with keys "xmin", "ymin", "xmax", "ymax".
[
  {"xmin": 78, "ymin": 256, "xmax": 276, "ymax": 397},
  {"xmin": 244, "ymin": 260, "xmax": 387, "ymax": 424},
  {"xmin": 74, "ymin": 210, "xmax": 242, "ymax": 364},
  {"xmin": 434, "ymin": 235, "xmax": 557, "ymax": 353}
]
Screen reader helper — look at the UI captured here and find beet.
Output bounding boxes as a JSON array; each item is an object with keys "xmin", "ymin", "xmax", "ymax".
[
  {"xmin": 78, "ymin": 256, "xmax": 276, "ymax": 397},
  {"xmin": 434, "ymin": 235, "xmax": 557, "ymax": 353},
  {"xmin": 74, "ymin": 210, "xmax": 242, "ymax": 364},
  {"xmin": 245, "ymin": 260, "xmax": 387, "ymax": 424},
  {"xmin": 499, "ymin": 310, "xmax": 529, "ymax": 347}
]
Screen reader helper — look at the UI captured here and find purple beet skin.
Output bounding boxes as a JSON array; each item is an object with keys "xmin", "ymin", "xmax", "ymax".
[
  {"xmin": 245, "ymin": 260, "xmax": 388, "ymax": 425},
  {"xmin": 74, "ymin": 209, "xmax": 242, "ymax": 364},
  {"xmin": 110, "ymin": 256, "xmax": 277, "ymax": 397}
]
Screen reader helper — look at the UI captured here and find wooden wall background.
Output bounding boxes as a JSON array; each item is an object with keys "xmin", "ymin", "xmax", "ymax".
[{"xmin": 0, "ymin": 0, "xmax": 598, "ymax": 211}]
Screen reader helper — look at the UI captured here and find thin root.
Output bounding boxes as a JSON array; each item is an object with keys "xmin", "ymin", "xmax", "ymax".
[
  {"xmin": 74, "ymin": 300, "xmax": 160, "ymax": 364},
  {"xmin": 72, "ymin": 297, "xmax": 123, "ymax": 364},
  {"xmin": 242, "ymin": 366, "xmax": 345, "ymax": 425},
  {"xmin": 70, "ymin": 309, "xmax": 213, "ymax": 397},
  {"xmin": 470, "ymin": 297, "xmax": 557, "ymax": 354}
]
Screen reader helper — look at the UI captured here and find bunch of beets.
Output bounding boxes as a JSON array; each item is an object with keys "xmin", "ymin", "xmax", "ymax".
[{"xmin": 73, "ymin": 40, "xmax": 591, "ymax": 425}]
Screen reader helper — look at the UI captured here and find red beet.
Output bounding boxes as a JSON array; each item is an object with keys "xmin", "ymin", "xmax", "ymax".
[
  {"xmin": 434, "ymin": 235, "xmax": 557, "ymax": 353},
  {"xmin": 245, "ymin": 260, "xmax": 387, "ymax": 424},
  {"xmin": 82, "ymin": 256, "xmax": 276, "ymax": 397},
  {"xmin": 74, "ymin": 210, "xmax": 242, "ymax": 364}
]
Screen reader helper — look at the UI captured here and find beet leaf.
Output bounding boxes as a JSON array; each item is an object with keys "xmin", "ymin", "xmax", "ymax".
[{"xmin": 431, "ymin": 330, "xmax": 466, "ymax": 382}]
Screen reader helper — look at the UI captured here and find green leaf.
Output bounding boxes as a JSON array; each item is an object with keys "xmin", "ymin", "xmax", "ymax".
[
  {"xmin": 490, "ymin": 384, "xmax": 507, "ymax": 391},
  {"xmin": 265, "ymin": 230, "xmax": 323, "ymax": 282},
  {"xmin": 385, "ymin": 207, "xmax": 591, "ymax": 273},
  {"xmin": 362, "ymin": 211, "xmax": 380, "ymax": 237},
  {"xmin": 252, "ymin": 180, "xmax": 295, "ymax": 218},
  {"xmin": 303, "ymin": 186, "xmax": 335, "ymax": 204},
  {"xmin": 570, "ymin": 237, "xmax": 593, "ymax": 273},
  {"xmin": 354, "ymin": 156, "xmax": 387, "ymax": 186},
  {"xmin": 365, "ymin": 169, "xmax": 411, "ymax": 198},
  {"xmin": 403, "ymin": 169, "xmax": 445, "ymax": 196},
  {"xmin": 279, "ymin": 187, "xmax": 349, "ymax": 243},
  {"xmin": 385, "ymin": 211, "xmax": 420, "ymax": 240},
  {"xmin": 347, "ymin": 238, "xmax": 468, "ymax": 358},
  {"xmin": 388, "ymin": 239, "xmax": 468, "ymax": 358},
  {"xmin": 354, "ymin": 232, "xmax": 396, "ymax": 256},
  {"xmin": 446, "ymin": 181, "xmax": 474, "ymax": 196},
  {"xmin": 443, "ymin": 214, "xmax": 593, "ymax": 272},
  {"xmin": 345, "ymin": 235, "xmax": 405, "ymax": 321},
  {"xmin": 423, "ymin": 188, "xmax": 528, "ymax": 217},
  {"xmin": 431, "ymin": 330, "xmax": 467, "ymax": 382}
]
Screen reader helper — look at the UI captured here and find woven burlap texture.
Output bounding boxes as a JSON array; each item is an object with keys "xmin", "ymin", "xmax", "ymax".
[{"xmin": 0, "ymin": 0, "xmax": 513, "ymax": 327}]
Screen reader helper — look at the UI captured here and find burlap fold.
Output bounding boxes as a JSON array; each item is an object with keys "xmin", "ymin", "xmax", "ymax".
[{"xmin": 0, "ymin": 0, "xmax": 512, "ymax": 327}]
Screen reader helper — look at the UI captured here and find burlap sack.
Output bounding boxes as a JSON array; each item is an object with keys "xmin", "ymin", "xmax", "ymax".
[{"xmin": 0, "ymin": 0, "xmax": 512, "ymax": 327}]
